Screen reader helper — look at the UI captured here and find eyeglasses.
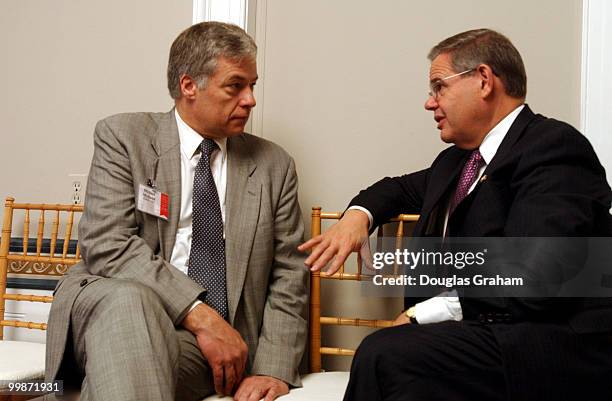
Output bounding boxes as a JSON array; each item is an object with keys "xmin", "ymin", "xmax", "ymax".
[{"xmin": 428, "ymin": 68, "xmax": 475, "ymax": 100}]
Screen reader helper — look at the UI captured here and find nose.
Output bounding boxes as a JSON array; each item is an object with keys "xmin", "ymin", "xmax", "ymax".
[
  {"xmin": 424, "ymin": 94, "xmax": 438, "ymax": 111},
  {"xmin": 241, "ymin": 87, "xmax": 256, "ymax": 108}
]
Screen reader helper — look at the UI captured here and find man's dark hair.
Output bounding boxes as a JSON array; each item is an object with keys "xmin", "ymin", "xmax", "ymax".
[
  {"xmin": 428, "ymin": 28, "xmax": 527, "ymax": 99},
  {"xmin": 167, "ymin": 21, "xmax": 257, "ymax": 99}
]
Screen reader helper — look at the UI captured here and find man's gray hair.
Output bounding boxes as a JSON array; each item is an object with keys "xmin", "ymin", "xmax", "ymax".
[
  {"xmin": 167, "ymin": 21, "xmax": 257, "ymax": 99},
  {"xmin": 428, "ymin": 29, "xmax": 527, "ymax": 99}
]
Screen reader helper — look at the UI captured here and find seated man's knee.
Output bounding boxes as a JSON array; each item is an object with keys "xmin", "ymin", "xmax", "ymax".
[
  {"xmin": 100, "ymin": 279, "xmax": 163, "ymax": 314},
  {"xmin": 353, "ymin": 326, "xmax": 427, "ymax": 369},
  {"xmin": 353, "ymin": 327, "xmax": 396, "ymax": 366}
]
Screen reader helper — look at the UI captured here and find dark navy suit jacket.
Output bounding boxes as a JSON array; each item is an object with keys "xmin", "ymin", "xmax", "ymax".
[{"xmin": 349, "ymin": 105, "xmax": 612, "ymax": 400}]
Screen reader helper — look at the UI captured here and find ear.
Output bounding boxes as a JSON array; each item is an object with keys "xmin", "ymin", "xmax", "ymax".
[
  {"xmin": 178, "ymin": 74, "xmax": 199, "ymax": 100},
  {"xmin": 475, "ymin": 64, "xmax": 495, "ymax": 99}
]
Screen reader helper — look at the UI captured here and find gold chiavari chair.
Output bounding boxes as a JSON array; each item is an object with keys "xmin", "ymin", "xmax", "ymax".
[
  {"xmin": 308, "ymin": 206, "xmax": 419, "ymax": 372},
  {"xmin": 0, "ymin": 197, "xmax": 82, "ymax": 400},
  {"xmin": 202, "ymin": 207, "xmax": 419, "ymax": 401}
]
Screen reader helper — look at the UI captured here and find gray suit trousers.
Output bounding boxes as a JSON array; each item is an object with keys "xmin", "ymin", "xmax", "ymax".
[{"xmin": 49, "ymin": 274, "xmax": 214, "ymax": 401}]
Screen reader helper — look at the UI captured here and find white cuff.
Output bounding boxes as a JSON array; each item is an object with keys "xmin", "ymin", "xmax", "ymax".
[
  {"xmin": 188, "ymin": 300, "xmax": 203, "ymax": 313},
  {"xmin": 414, "ymin": 290, "xmax": 463, "ymax": 324},
  {"xmin": 347, "ymin": 206, "xmax": 374, "ymax": 230}
]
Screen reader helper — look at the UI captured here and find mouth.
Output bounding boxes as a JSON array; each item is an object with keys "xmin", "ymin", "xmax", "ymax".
[
  {"xmin": 231, "ymin": 115, "xmax": 249, "ymax": 122},
  {"xmin": 434, "ymin": 116, "xmax": 445, "ymax": 129}
]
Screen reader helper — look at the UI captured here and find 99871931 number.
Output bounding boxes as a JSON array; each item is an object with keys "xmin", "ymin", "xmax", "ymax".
[{"xmin": 0, "ymin": 380, "xmax": 63, "ymax": 395}]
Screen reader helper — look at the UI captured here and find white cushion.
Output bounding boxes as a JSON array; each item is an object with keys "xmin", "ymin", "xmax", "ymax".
[
  {"xmin": 0, "ymin": 341, "xmax": 46, "ymax": 387},
  {"xmin": 202, "ymin": 371, "xmax": 350, "ymax": 401}
]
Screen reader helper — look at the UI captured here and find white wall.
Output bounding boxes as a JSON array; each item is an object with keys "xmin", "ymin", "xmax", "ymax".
[
  {"xmin": 258, "ymin": 0, "xmax": 583, "ymax": 216},
  {"xmin": 0, "ymin": 0, "xmax": 192, "ymax": 206},
  {"xmin": 582, "ymin": 0, "xmax": 612, "ymax": 188}
]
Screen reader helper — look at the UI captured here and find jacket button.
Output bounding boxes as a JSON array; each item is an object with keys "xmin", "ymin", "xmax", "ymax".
[{"xmin": 80, "ymin": 279, "xmax": 88, "ymax": 287}]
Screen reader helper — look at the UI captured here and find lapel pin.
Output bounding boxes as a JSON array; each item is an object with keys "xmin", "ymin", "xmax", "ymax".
[{"xmin": 480, "ymin": 174, "xmax": 488, "ymax": 183}]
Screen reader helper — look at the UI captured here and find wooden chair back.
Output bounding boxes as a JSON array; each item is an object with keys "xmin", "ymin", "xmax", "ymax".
[
  {"xmin": 0, "ymin": 197, "xmax": 83, "ymax": 339},
  {"xmin": 308, "ymin": 206, "xmax": 419, "ymax": 372}
]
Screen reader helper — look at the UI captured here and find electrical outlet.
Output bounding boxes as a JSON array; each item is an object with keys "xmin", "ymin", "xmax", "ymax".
[{"xmin": 68, "ymin": 173, "xmax": 87, "ymax": 204}]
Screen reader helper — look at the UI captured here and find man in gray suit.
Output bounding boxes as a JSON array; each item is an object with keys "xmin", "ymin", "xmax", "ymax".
[{"xmin": 43, "ymin": 22, "xmax": 307, "ymax": 401}]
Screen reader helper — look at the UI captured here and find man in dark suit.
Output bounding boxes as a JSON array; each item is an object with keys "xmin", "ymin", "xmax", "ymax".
[{"xmin": 300, "ymin": 29, "xmax": 612, "ymax": 401}]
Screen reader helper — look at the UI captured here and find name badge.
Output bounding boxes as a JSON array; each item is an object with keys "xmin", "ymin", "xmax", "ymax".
[{"xmin": 137, "ymin": 184, "xmax": 169, "ymax": 220}]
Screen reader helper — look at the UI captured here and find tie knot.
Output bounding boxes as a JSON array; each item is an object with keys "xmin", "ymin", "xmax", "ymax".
[
  {"xmin": 469, "ymin": 149, "xmax": 484, "ymax": 166},
  {"xmin": 200, "ymin": 138, "xmax": 219, "ymax": 159}
]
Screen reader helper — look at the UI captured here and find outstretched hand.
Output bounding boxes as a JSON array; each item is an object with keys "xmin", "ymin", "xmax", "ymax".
[{"xmin": 298, "ymin": 209, "xmax": 372, "ymax": 276}]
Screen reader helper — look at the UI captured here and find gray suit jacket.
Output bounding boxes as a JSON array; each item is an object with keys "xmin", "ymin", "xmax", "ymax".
[{"xmin": 45, "ymin": 110, "xmax": 308, "ymax": 387}]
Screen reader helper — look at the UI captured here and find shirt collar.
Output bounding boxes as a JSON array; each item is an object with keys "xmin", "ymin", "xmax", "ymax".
[
  {"xmin": 174, "ymin": 109, "xmax": 227, "ymax": 160},
  {"xmin": 478, "ymin": 104, "xmax": 524, "ymax": 164}
]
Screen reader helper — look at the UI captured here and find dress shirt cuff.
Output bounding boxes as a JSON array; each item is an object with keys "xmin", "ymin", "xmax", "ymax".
[
  {"xmin": 189, "ymin": 300, "xmax": 203, "ymax": 313},
  {"xmin": 176, "ymin": 298, "xmax": 205, "ymax": 325},
  {"xmin": 346, "ymin": 206, "xmax": 374, "ymax": 230},
  {"xmin": 414, "ymin": 290, "xmax": 463, "ymax": 324}
]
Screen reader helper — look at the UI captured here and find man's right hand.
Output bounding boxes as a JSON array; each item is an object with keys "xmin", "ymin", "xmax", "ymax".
[
  {"xmin": 182, "ymin": 303, "xmax": 248, "ymax": 396},
  {"xmin": 298, "ymin": 209, "xmax": 371, "ymax": 276}
]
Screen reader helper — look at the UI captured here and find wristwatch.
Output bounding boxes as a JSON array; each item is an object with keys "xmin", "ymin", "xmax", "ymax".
[{"xmin": 405, "ymin": 306, "xmax": 418, "ymax": 324}]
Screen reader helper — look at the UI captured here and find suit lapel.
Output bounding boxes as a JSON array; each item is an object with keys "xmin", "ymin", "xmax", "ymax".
[
  {"xmin": 225, "ymin": 135, "xmax": 260, "ymax": 323},
  {"xmin": 453, "ymin": 105, "xmax": 536, "ymax": 211},
  {"xmin": 150, "ymin": 110, "xmax": 182, "ymax": 260},
  {"xmin": 419, "ymin": 105, "xmax": 537, "ymax": 235},
  {"xmin": 416, "ymin": 148, "xmax": 469, "ymax": 235},
  {"xmin": 483, "ymin": 104, "xmax": 537, "ymax": 177}
]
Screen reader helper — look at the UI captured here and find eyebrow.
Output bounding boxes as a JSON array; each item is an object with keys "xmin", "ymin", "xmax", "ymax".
[{"xmin": 225, "ymin": 74, "xmax": 258, "ymax": 82}]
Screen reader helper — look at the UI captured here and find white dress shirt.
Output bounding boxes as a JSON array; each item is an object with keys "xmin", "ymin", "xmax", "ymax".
[
  {"xmin": 170, "ymin": 109, "xmax": 227, "ymax": 311},
  {"xmin": 352, "ymin": 104, "xmax": 525, "ymax": 323}
]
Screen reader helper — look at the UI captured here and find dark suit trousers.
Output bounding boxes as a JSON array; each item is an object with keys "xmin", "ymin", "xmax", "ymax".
[
  {"xmin": 343, "ymin": 321, "xmax": 507, "ymax": 401},
  {"xmin": 343, "ymin": 320, "xmax": 612, "ymax": 401}
]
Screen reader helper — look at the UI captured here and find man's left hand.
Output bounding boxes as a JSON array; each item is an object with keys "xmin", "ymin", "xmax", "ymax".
[
  {"xmin": 393, "ymin": 310, "xmax": 411, "ymax": 326},
  {"xmin": 233, "ymin": 375, "xmax": 289, "ymax": 401}
]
